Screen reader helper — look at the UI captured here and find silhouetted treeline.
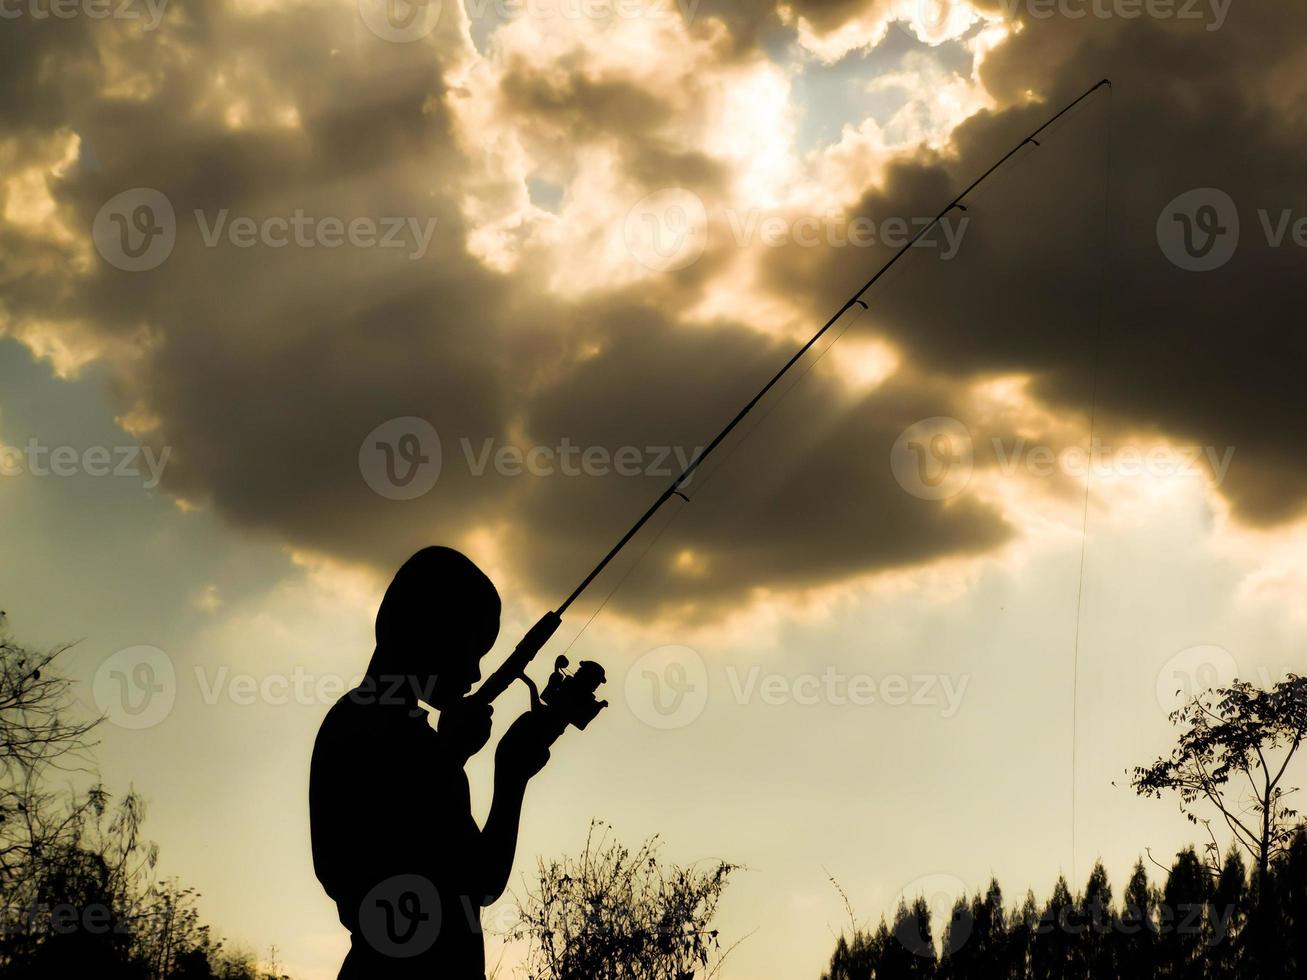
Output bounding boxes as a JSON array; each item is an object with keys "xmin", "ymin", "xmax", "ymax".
[
  {"xmin": 823, "ymin": 832, "xmax": 1307, "ymax": 980},
  {"xmin": 0, "ymin": 624, "xmax": 292, "ymax": 980}
]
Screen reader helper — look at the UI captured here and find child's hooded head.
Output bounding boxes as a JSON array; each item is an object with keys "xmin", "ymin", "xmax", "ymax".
[{"xmin": 372, "ymin": 546, "xmax": 501, "ymax": 708}]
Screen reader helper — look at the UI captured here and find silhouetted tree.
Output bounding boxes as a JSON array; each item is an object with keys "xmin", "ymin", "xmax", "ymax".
[
  {"xmin": 938, "ymin": 881, "xmax": 1002, "ymax": 980},
  {"xmin": 0, "ymin": 631, "xmax": 99, "ymax": 908},
  {"xmin": 1156, "ymin": 849, "xmax": 1208, "ymax": 980},
  {"xmin": 1116, "ymin": 861, "xmax": 1158, "ymax": 980},
  {"xmin": 1209, "ymin": 851, "xmax": 1247, "ymax": 978},
  {"xmin": 822, "ymin": 924, "xmax": 886, "ymax": 980},
  {"xmin": 1010, "ymin": 891, "xmax": 1039, "ymax": 980},
  {"xmin": 1278, "ymin": 832, "xmax": 1307, "ymax": 976},
  {"xmin": 882, "ymin": 898, "xmax": 937, "ymax": 980},
  {"xmin": 0, "ymin": 616, "xmax": 295, "ymax": 980},
  {"xmin": 1131, "ymin": 675, "xmax": 1307, "ymax": 900},
  {"xmin": 1079, "ymin": 863, "xmax": 1114, "ymax": 980},
  {"xmin": 1030, "ymin": 875, "xmax": 1076, "ymax": 980}
]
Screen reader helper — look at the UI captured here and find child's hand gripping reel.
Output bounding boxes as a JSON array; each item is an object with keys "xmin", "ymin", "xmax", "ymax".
[{"xmin": 469, "ymin": 612, "xmax": 609, "ymax": 745}]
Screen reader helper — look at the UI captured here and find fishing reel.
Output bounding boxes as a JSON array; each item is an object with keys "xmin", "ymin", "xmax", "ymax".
[
  {"xmin": 538, "ymin": 656, "xmax": 609, "ymax": 731},
  {"xmin": 473, "ymin": 612, "xmax": 608, "ymax": 737}
]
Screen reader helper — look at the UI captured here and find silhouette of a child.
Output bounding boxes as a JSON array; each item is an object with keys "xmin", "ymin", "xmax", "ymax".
[{"xmin": 310, "ymin": 547, "xmax": 550, "ymax": 979}]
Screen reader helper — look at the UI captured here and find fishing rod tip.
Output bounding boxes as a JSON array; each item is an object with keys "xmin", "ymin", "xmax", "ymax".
[{"xmin": 1097, "ymin": 78, "xmax": 1112, "ymax": 88}]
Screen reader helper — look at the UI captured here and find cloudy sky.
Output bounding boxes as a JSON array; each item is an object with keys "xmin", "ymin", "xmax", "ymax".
[{"xmin": 2, "ymin": 0, "xmax": 1306, "ymax": 976}]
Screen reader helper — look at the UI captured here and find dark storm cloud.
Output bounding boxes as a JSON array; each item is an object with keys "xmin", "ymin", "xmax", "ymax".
[
  {"xmin": 2, "ymin": 0, "xmax": 1304, "ymax": 619},
  {"xmin": 512, "ymin": 310, "xmax": 1010, "ymax": 613},
  {"xmin": 1, "ymin": 3, "xmax": 530, "ymax": 563},
  {"xmin": 0, "ymin": 0, "xmax": 1006, "ymax": 618},
  {"xmin": 767, "ymin": 7, "xmax": 1307, "ymax": 525}
]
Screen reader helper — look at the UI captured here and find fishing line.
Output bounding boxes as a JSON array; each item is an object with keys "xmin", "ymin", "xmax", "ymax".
[
  {"xmin": 470, "ymin": 79, "xmax": 1115, "ymax": 710},
  {"xmin": 1070, "ymin": 83, "xmax": 1114, "ymax": 882},
  {"xmin": 642, "ymin": 177, "xmax": 987, "ymax": 517},
  {"xmin": 557, "ymin": 493, "xmax": 690, "ymax": 656},
  {"xmin": 676, "ymin": 300, "xmax": 873, "ymax": 500},
  {"xmin": 680, "ymin": 100, "xmax": 1100, "ymax": 534},
  {"xmin": 558, "ymin": 299, "xmax": 877, "ymax": 655}
]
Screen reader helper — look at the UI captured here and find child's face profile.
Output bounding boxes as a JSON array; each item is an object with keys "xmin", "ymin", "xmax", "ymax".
[{"xmin": 425, "ymin": 613, "xmax": 498, "ymax": 710}]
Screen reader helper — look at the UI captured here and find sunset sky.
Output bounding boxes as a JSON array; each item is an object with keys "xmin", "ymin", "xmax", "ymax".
[{"xmin": 2, "ymin": 0, "xmax": 1306, "ymax": 977}]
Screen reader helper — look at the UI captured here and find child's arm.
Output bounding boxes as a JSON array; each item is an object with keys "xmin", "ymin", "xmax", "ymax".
[{"xmin": 476, "ymin": 711, "xmax": 552, "ymax": 903}]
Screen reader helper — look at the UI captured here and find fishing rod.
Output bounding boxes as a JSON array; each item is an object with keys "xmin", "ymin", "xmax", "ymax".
[{"xmin": 469, "ymin": 78, "xmax": 1113, "ymax": 731}]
